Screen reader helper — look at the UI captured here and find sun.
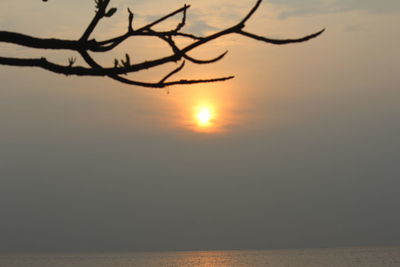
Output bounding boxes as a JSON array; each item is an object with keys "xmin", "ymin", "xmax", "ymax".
[{"xmin": 196, "ymin": 107, "xmax": 212, "ymax": 126}]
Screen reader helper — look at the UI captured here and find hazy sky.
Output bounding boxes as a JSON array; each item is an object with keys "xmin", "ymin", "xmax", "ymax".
[{"xmin": 0, "ymin": 0, "xmax": 399, "ymax": 252}]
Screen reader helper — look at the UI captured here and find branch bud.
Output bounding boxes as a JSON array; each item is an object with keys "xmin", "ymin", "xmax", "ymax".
[{"xmin": 105, "ymin": 7, "xmax": 117, "ymax": 17}]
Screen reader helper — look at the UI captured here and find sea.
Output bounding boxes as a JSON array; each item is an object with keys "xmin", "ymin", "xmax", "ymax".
[{"xmin": 1, "ymin": 247, "xmax": 400, "ymax": 267}]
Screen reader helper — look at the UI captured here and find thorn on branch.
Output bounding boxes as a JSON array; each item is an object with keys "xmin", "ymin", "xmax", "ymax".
[
  {"xmin": 68, "ymin": 56, "xmax": 76, "ymax": 67},
  {"xmin": 114, "ymin": 58, "xmax": 119, "ymax": 68},
  {"xmin": 124, "ymin": 54, "xmax": 131, "ymax": 66},
  {"xmin": 128, "ymin": 8, "xmax": 134, "ymax": 32},
  {"xmin": 118, "ymin": 54, "xmax": 131, "ymax": 71}
]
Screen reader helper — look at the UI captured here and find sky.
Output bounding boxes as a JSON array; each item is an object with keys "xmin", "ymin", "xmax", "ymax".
[{"xmin": 0, "ymin": 0, "xmax": 399, "ymax": 253}]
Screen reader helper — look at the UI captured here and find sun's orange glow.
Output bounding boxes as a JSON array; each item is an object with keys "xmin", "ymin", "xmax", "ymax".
[
  {"xmin": 196, "ymin": 107, "xmax": 212, "ymax": 126},
  {"xmin": 193, "ymin": 103, "xmax": 217, "ymax": 133},
  {"xmin": 159, "ymin": 82, "xmax": 242, "ymax": 134}
]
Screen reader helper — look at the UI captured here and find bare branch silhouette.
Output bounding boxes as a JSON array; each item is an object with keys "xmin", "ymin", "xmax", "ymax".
[{"xmin": 0, "ymin": 0, "xmax": 324, "ymax": 88}]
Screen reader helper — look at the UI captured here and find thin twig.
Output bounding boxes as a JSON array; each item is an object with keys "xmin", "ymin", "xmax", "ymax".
[{"xmin": 159, "ymin": 61, "xmax": 186, "ymax": 84}]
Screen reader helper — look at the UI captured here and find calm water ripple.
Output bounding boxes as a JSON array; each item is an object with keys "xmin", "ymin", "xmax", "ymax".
[{"xmin": 1, "ymin": 247, "xmax": 400, "ymax": 267}]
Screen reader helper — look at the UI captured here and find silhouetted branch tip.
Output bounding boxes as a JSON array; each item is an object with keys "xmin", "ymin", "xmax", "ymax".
[
  {"xmin": 127, "ymin": 8, "xmax": 134, "ymax": 32},
  {"xmin": 1, "ymin": 0, "xmax": 324, "ymax": 88}
]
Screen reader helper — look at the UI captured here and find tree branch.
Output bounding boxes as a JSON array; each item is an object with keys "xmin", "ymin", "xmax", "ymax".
[
  {"xmin": 238, "ymin": 29, "xmax": 326, "ymax": 45},
  {"xmin": 0, "ymin": 0, "xmax": 324, "ymax": 88},
  {"xmin": 0, "ymin": 31, "xmax": 85, "ymax": 50},
  {"xmin": 81, "ymin": 0, "xmax": 111, "ymax": 41}
]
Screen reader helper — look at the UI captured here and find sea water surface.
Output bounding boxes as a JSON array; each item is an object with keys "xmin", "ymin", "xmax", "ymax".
[{"xmin": 1, "ymin": 247, "xmax": 400, "ymax": 267}]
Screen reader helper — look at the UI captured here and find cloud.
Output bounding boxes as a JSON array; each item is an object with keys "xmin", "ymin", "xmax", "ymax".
[
  {"xmin": 268, "ymin": 0, "xmax": 400, "ymax": 18},
  {"xmin": 185, "ymin": 11, "xmax": 219, "ymax": 35},
  {"xmin": 135, "ymin": 1, "xmax": 244, "ymax": 36}
]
